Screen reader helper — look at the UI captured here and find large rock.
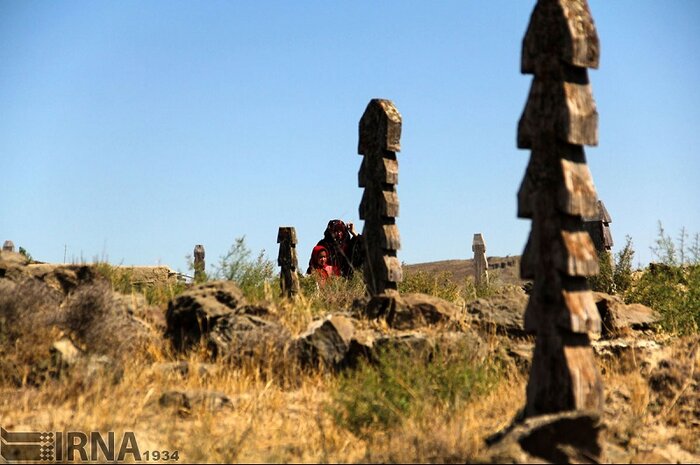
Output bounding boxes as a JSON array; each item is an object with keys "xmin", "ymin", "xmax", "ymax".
[
  {"xmin": 113, "ymin": 292, "xmax": 165, "ymax": 334},
  {"xmin": 208, "ymin": 310, "xmax": 291, "ymax": 362},
  {"xmin": 27, "ymin": 263, "xmax": 97, "ymax": 294},
  {"xmin": 0, "ymin": 250, "xmax": 29, "ymax": 279},
  {"xmin": 593, "ymin": 292, "xmax": 659, "ymax": 338},
  {"xmin": 363, "ymin": 292, "xmax": 464, "ymax": 330},
  {"xmin": 165, "ymin": 281, "xmax": 291, "ymax": 364},
  {"xmin": 0, "ymin": 251, "xmax": 97, "ymax": 295},
  {"xmin": 165, "ymin": 280, "xmax": 246, "ymax": 351},
  {"xmin": 467, "ymin": 293, "xmax": 528, "ymax": 338},
  {"xmin": 31, "ymin": 336, "xmax": 121, "ymax": 385},
  {"xmin": 482, "ymin": 411, "xmax": 603, "ymax": 463},
  {"xmin": 295, "ymin": 314, "xmax": 356, "ymax": 369}
]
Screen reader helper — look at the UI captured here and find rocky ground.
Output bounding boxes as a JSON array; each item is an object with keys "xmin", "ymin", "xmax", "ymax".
[{"xmin": 0, "ymin": 249, "xmax": 698, "ymax": 463}]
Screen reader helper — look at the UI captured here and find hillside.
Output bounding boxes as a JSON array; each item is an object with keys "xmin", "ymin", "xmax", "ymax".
[
  {"xmin": 0, "ymin": 250, "xmax": 698, "ymax": 463},
  {"xmin": 404, "ymin": 255, "xmax": 523, "ymax": 287}
]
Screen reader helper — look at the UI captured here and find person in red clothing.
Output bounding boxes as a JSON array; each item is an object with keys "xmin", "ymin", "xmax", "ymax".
[
  {"xmin": 309, "ymin": 219, "xmax": 364, "ymax": 279},
  {"xmin": 307, "ymin": 245, "xmax": 339, "ymax": 287}
]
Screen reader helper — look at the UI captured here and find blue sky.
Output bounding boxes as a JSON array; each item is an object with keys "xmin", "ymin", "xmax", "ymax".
[{"xmin": 1, "ymin": 1, "xmax": 699, "ymax": 276}]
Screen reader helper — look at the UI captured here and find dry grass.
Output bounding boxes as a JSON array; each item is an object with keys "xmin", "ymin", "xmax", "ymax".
[
  {"xmin": 2, "ymin": 260, "xmax": 699, "ymax": 463},
  {"xmin": 0, "ymin": 345, "xmax": 527, "ymax": 463}
]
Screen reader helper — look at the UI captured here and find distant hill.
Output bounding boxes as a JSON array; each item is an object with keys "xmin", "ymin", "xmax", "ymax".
[{"xmin": 403, "ymin": 255, "xmax": 524, "ymax": 287}]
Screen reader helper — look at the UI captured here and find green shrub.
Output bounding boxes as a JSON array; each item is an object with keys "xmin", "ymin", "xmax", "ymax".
[
  {"xmin": 625, "ymin": 264, "xmax": 700, "ymax": 334},
  {"xmin": 613, "ymin": 235, "xmax": 635, "ymax": 295},
  {"xmin": 214, "ymin": 236, "xmax": 276, "ymax": 300},
  {"xmin": 329, "ymin": 343, "xmax": 502, "ymax": 436},
  {"xmin": 18, "ymin": 246, "xmax": 33, "ymax": 262},
  {"xmin": 589, "ymin": 250, "xmax": 615, "ymax": 294},
  {"xmin": 623, "ymin": 224, "xmax": 700, "ymax": 334}
]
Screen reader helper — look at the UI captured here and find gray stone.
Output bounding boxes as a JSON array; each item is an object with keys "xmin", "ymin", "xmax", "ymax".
[
  {"xmin": 593, "ymin": 292, "xmax": 659, "ymax": 338},
  {"xmin": 467, "ymin": 294, "xmax": 528, "ymax": 338},
  {"xmin": 364, "ymin": 292, "xmax": 464, "ymax": 330},
  {"xmin": 159, "ymin": 390, "xmax": 233, "ymax": 413},
  {"xmin": 152, "ymin": 361, "xmax": 219, "ymax": 378},
  {"xmin": 165, "ymin": 280, "xmax": 245, "ymax": 352},
  {"xmin": 295, "ymin": 314, "xmax": 356, "ymax": 369},
  {"xmin": 482, "ymin": 410, "xmax": 603, "ymax": 464},
  {"xmin": 207, "ymin": 312, "xmax": 291, "ymax": 361}
]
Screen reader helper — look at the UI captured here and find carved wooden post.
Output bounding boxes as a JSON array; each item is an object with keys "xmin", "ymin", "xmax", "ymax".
[
  {"xmin": 517, "ymin": 0, "xmax": 603, "ymax": 418},
  {"xmin": 358, "ymin": 99, "xmax": 403, "ymax": 296},
  {"xmin": 472, "ymin": 233, "xmax": 489, "ymax": 288},
  {"xmin": 583, "ymin": 199, "xmax": 613, "ymax": 254},
  {"xmin": 2, "ymin": 240, "xmax": 15, "ymax": 253},
  {"xmin": 277, "ymin": 226, "xmax": 300, "ymax": 298},
  {"xmin": 193, "ymin": 244, "xmax": 206, "ymax": 283}
]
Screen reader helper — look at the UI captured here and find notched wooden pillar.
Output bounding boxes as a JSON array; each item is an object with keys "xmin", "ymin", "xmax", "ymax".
[
  {"xmin": 583, "ymin": 199, "xmax": 613, "ymax": 255},
  {"xmin": 277, "ymin": 226, "xmax": 300, "ymax": 298},
  {"xmin": 193, "ymin": 244, "xmax": 206, "ymax": 283},
  {"xmin": 358, "ymin": 99, "xmax": 403, "ymax": 296},
  {"xmin": 517, "ymin": 0, "xmax": 604, "ymax": 421},
  {"xmin": 472, "ymin": 233, "xmax": 489, "ymax": 288}
]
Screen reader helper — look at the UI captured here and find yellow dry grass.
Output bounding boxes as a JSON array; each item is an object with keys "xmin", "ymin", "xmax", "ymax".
[{"xmin": 0, "ymin": 345, "xmax": 526, "ymax": 463}]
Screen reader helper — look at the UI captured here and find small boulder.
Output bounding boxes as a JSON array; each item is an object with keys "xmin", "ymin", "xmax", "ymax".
[
  {"xmin": 482, "ymin": 410, "xmax": 603, "ymax": 463},
  {"xmin": 374, "ymin": 331, "xmax": 434, "ymax": 357},
  {"xmin": 152, "ymin": 361, "xmax": 219, "ymax": 378},
  {"xmin": 363, "ymin": 292, "xmax": 464, "ymax": 330},
  {"xmin": 467, "ymin": 294, "xmax": 527, "ymax": 338},
  {"xmin": 165, "ymin": 280, "xmax": 245, "ymax": 351},
  {"xmin": 159, "ymin": 390, "xmax": 233, "ymax": 414},
  {"xmin": 295, "ymin": 314, "xmax": 356, "ymax": 369},
  {"xmin": 208, "ymin": 312, "xmax": 291, "ymax": 361},
  {"xmin": 593, "ymin": 292, "xmax": 659, "ymax": 338}
]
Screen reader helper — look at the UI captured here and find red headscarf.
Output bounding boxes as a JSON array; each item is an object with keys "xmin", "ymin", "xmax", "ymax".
[
  {"xmin": 310, "ymin": 245, "xmax": 329, "ymax": 270},
  {"xmin": 308, "ymin": 245, "xmax": 339, "ymax": 284}
]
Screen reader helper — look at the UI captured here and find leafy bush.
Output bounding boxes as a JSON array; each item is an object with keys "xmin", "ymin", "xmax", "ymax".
[
  {"xmin": 626, "ymin": 264, "xmax": 700, "ymax": 334},
  {"xmin": 330, "ymin": 343, "xmax": 502, "ymax": 436},
  {"xmin": 623, "ymin": 224, "xmax": 700, "ymax": 334},
  {"xmin": 589, "ymin": 250, "xmax": 615, "ymax": 294},
  {"xmin": 613, "ymin": 235, "xmax": 635, "ymax": 294},
  {"xmin": 589, "ymin": 236, "xmax": 635, "ymax": 295},
  {"xmin": 214, "ymin": 236, "xmax": 276, "ymax": 300}
]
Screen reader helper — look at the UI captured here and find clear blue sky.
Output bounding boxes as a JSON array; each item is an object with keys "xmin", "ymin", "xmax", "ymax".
[{"xmin": 2, "ymin": 1, "xmax": 699, "ymax": 276}]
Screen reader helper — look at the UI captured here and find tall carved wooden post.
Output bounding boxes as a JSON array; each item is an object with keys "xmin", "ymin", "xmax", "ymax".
[
  {"xmin": 193, "ymin": 244, "xmax": 206, "ymax": 283},
  {"xmin": 358, "ymin": 99, "xmax": 403, "ymax": 296},
  {"xmin": 517, "ymin": 0, "xmax": 603, "ymax": 418},
  {"xmin": 472, "ymin": 233, "xmax": 489, "ymax": 288},
  {"xmin": 277, "ymin": 226, "xmax": 300, "ymax": 298},
  {"xmin": 2, "ymin": 240, "xmax": 15, "ymax": 253},
  {"xmin": 584, "ymin": 199, "xmax": 613, "ymax": 254}
]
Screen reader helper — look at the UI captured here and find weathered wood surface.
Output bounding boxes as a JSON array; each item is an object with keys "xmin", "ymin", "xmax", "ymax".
[
  {"xmin": 517, "ymin": 0, "xmax": 604, "ymax": 423},
  {"xmin": 472, "ymin": 233, "xmax": 489, "ymax": 288},
  {"xmin": 358, "ymin": 99, "xmax": 403, "ymax": 296},
  {"xmin": 277, "ymin": 227, "xmax": 300, "ymax": 298},
  {"xmin": 584, "ymin": 199, "xmax": 614, "ymax": 252},
  {"xmin": 193, "ymin": 244, "xmax": 206, "ymax": 282}
]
